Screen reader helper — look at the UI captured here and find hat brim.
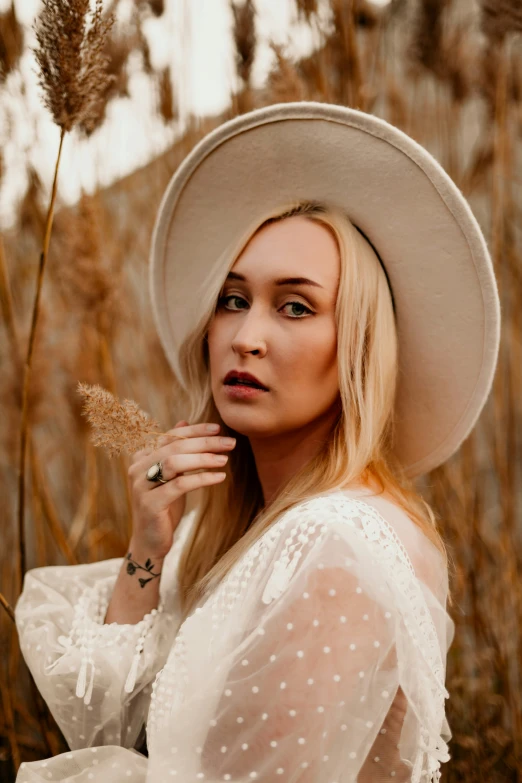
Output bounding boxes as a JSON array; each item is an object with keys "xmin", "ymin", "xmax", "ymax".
[{"xmin": 149, "ymin": 101, "xmax": 501, "ymax": 479}]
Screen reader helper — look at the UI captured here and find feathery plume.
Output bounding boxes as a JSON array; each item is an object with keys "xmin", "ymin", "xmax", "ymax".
[
  {"xmin": 480, "ymin": 0, "xmax": 522, "ymax": 40},
  {"xmin": 0, "ymin": 2, "xmax": 24, "ymax": 84},
  {"xmin": 295, "ymin": 0, "xmax": 319, "ymax": 23},
  {"xmin": 19, "ymin": 167, "xmax": 46, "ymax": 238},
  {"xmin": 231, "ymin": 0, "xmax": 256, "ymax": 85},
  {"xmin": 136, "ymin": 12, "xmax": 153, "ymax": 75},
  {"xmin": 157, "ymin": 66, "xmax": 178, "ymax": 124},
  {"xmin": 146, "ymin": 0, "xmax": 165, "ymax": 16},
  {"xmin": 51, "ymin": 192, "xmax": 120, "ymax": 320},
  {"xmin": 33, "ymin": 0, "xmax": 116, "ymax": 134},
  {"xmin": 77, "ymin": 382, "xmax": 171, "ymax": 457},
  {"xmin": 263, "ymin": 42, "xmax": 307, "ymax": 103}
]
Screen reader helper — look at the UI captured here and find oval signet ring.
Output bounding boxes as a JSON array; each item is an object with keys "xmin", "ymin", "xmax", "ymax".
[{"xmin": 145, "ymin": 461, "xmax": 169, "ymax": 484}]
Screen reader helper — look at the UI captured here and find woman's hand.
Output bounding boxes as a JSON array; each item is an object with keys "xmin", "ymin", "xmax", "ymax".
[{"xmin": 127, "ymin": 420, "xmax": 236, "ymax": 559}]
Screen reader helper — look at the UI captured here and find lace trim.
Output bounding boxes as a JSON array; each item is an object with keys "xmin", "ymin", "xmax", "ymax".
[{"xmin": 56, "ymin": 577, "xmax": 164, "ymax": 705}]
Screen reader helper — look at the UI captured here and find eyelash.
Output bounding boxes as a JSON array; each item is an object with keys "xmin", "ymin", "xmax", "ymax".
[{"xmin": 217, "ymin": 294, "xmax": 314, "ymax": 319}]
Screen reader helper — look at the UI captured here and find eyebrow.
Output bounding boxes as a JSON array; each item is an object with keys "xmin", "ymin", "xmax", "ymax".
[{"xmin": 224, "ymin": 271, "xmax": 324, "ymax": 289}]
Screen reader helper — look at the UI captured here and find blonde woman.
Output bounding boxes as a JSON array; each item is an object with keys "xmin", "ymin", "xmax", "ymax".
[{"xmin": 15, "ymin": 103, "xmax": 500, "ymax": 783}]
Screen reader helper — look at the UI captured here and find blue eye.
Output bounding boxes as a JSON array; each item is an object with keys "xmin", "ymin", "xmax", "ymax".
[{"xmin": 217, "ymin": 295, "xmax": 313, "ymax": 319}]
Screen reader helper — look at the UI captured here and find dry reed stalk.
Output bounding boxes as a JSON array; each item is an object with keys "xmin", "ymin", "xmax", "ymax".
[
  {"xmin": 1, "ymin": 239, "xmax": 77, "ymax": 572},
  {"xmin": 263, "ymin": 43, "xmax": 307, "ymax": 104},
  {"xmin": 407, "ymin": 24, "xmax": 520, "ymax": 771},
  {"xmin": 1, "ymin": 680, "xmax": 19, "ymax": 769},
  {"xmin": 480, "ymin": 0, "xmax": 522, "ymax": 40},
  {"xmin": 407, "ymin": 0, "xmax": 452, "ymax": 82},
  {"xmin": 297, "ymin": 35, "xmax": 330, "ymax": 104},
  {"xmin": 16, "ymin": 128, "xmax": 65, "ymax": 589},
  {"xmin": 67, "ymin": 442, "xmax": 97, "ymax": 551},
  {"xmin": 103, "ymin": 32, "xmax": 131, "ymax": 100},
  {"xmin": 355, "ymin": 11, "xmax": 383, "ymax": 113},
  {"xmin": 386, "ymin": 74, "xmax": 408, "ymax": 129},
  {"xmin": 157, "ymin": 66, "xmax": 177, "ymax": 124},
  {"xmin": 440, "ymin": 87, "xmax": 461, "ymax": 184},
  {"xmin": 229, "ymin": 0, "xmax": 257, "ymax": 115},
  {"xmin": 147, "ymin": 0, "xmax": 164, "ymax": 15},
  {"xmin": 18, "ymin": 167, "xmax": 46, "ymax": 240},
  {"xmin": 16, "ymin": 0, "xmax": 116, "ymax": 591},
  {"xmin": 14, "ymin": 699, "xmax": 42, "ymax": 735},
  {"xmin": 26, "ymin": 676, "xmax": 63, "ymax": 758},
  {"xmin": 0, "ymin": 234, "xmax": 20, "ymax": 362},
  {"xmin": 295, "ymin": 0, "xmax": 319, "ymax": 23},
  {"xmin": 135, "ymin": 11, "xmax": 152, "ymax": 75},
  {"xmin": 329, "ymin": 0, "xmax": 363, "ymax": 107},
  {"xmin": 11, "ymin": 734, "xmax": 46, "ymax": 753},
  {"xmin": 49, "ymin": 193, "xmax": 122, "ymax": 331},
  {"xmin": 33, "ymin": 462, "xmax": 48, "ymax": 567},
  {"xmin": 0, "ymin": 591, "xmax": 14, "ymax": 622},
  {"xmin": 231, "ymin": 0, "xmax": 256, "ymax": 85},
  {"xmin": 460, "ymin": 138, "xmax": 494, "ymax": 196},
  {"xmin": 488, "ymin": 50, "xmax": 522, "ymax": 760},
  {"xmin": 96, "ymin": 330, "xmax": 134, "ymax": 539},
  {"xmin": 0, "ymin": 1, "xmax": 24, "ymax": 83},
  {"xmin": 345, "ymin": 0, "xmax": 364, "ymax": 108},
  {"xmin": 86, "ymin": 457, "xmax": 100, "ymax": 565},
  {"xmin": 30, "ymin": 437, "xmax": 78, "ymax": 565}
]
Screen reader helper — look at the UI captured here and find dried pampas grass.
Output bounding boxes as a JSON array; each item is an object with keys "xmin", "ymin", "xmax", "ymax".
[
  {"xmin": 77, "ymin": 381, "xmax": 167, "ymax": 457},
  {"xmin": 231, "ymin": 0, "xmax": 256, "ymax": 85},
  {"xmin": 0, "ymin": 3, "xmax": 24, "ymax": 84},
  {"xmin": 33, "ymin": 0, "xmax": 116, "ymax": 134}
]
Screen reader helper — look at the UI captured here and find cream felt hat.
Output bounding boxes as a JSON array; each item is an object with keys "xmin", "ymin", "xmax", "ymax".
[{"xmin": 149, "ymin": 101, "xmax": 501, "ymax": 479}]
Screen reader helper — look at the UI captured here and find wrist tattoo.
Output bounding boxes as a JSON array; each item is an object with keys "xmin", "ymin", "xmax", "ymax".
[{"xmin": 125, "ymin": 553, "xmax": 162, "ymax": 588}]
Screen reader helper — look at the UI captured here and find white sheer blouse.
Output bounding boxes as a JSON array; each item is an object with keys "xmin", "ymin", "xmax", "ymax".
[{"xmin": 14, "ymin": 486, "xmax": 455, "ymax": 783}]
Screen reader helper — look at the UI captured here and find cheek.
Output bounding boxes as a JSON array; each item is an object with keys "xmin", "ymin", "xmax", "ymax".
[
  {"xmin": 289, "ymin": 322, "xmax": 338, "ymax": 379},
  {"xmin": 207, "ymin": 319, "xmax": 223, "ymax": 361}
]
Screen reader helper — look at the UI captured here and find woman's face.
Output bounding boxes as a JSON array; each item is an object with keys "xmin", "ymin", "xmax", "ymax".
[{"xmin": 207, "ymin": 215, "xmax": 341, "ymax": 439}]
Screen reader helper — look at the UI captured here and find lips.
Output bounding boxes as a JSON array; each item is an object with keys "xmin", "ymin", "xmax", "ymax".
[{"xmin": 224, "ymin": 371, "xmax": 268, "ymax": 390}]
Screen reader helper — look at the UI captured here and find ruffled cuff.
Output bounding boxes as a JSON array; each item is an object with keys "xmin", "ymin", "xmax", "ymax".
[{"xmin": 55, "ymin": 575, "xmax": 164, "ymax": 706}]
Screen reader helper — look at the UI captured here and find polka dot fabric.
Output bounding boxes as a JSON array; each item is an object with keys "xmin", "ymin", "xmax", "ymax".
[{"xmin": 14, "ymin": 489, "xmax": 454, "ymax": 783}]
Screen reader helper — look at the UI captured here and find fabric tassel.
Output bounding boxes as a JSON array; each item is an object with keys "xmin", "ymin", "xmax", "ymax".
[
  {"xmin": 262, "ymin": 550, "xmax": 302, "ymax": 605},
  {"xmin": 84, "ymin": 661, "xmax": 95, "ymax": 705},
  {"xmin": 124, "ymin": 651, "xmax": 141, "ymax": 694},
  {"xmin": 76, "ymin": 657, "xmax": 87, "ymax": 699}
]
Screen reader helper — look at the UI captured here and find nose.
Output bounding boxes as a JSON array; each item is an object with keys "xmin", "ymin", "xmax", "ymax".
[{"xmin": 231, "ymin": 307, "xmax": 267, "ymax": 357}]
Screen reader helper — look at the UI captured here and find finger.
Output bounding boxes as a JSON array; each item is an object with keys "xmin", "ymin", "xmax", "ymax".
[
  {"xmin": 158, "ymin": 421, "xmax": 222, "ymax": 449},
  {"xmin": 130, "ymin": 427, "xmax": 232, "ymax": 479},
  {"xmin": 151, "ymin": 451, "xmax": 229, "ymax": 484},
  {"xmin": 156, "ymin": 420, "xmax": 189, "ymax": 448},
  {"xmin": 131, "ymin": 445, "xmax": 155, "ymax": 462},
  {"xmin": 147, "ymin": 470, "xmax": 227, "ymax": 511}
]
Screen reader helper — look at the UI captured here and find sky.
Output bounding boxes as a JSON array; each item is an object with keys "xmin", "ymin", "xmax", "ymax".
[{"xmin": 0, "ymin": 0, "xmax": 389, "ymax": 228}]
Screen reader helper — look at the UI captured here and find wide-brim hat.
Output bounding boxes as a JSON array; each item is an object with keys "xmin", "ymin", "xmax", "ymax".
[{"xmin": 149, "ymin": 101, "xmax": 501, "ymax": 479}]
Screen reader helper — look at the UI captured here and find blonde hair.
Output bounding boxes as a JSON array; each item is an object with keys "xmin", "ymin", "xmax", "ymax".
[{"xmin": 175, "ymin": 200, "xmax": 452, "ymax": 622}]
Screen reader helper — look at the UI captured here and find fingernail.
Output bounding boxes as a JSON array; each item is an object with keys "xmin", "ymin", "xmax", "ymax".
[{"xmin": 207, "ymin": 424, "xmax": 220, "ymax": 432}]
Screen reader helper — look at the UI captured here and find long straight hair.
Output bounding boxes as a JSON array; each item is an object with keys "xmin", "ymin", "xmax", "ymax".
[{"xmin": 174, "ymin": 200, "xmax": 452, "ymax": 622}]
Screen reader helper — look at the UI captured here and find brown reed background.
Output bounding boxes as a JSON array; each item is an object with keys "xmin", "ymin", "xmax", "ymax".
[{"xmin": 0, "ymin": 0, "xmax": 521, "ymax": 780}]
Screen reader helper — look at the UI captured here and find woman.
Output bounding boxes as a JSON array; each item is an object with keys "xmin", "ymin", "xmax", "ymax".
[{"xmin": 15, "ymin": 102, "xmax": 500, "ymax": 783}]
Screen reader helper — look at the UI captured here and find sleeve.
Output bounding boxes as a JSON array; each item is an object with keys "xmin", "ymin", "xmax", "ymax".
[
  {"xmin": 14, "ymin": 510, "xmax": 196, "ymax": 751},
  {"xmin": 148, "ymin": 500, "xmax": 448, "ymax": 782},
  {"xmin": 202, "ymin": 525, "xmax": 406, "ymax": 782}
]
